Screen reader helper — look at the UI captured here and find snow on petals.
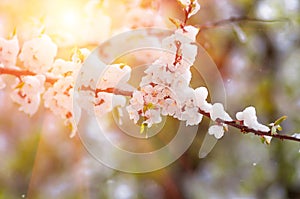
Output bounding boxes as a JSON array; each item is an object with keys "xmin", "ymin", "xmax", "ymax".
[
  {"xmin": 208, "ymin": 125, "xmax": 225, "ymax": 139},
  {"xmin": 194, "ymin": 87, "xmax": 212, "ymax": 112},
  {"xmin": 10, "ymin": 75, "xmax": 45, "ymax": 116},
  {"xmin": 236, "ymin": 106, "xmax": 270, "ymax": 132},
  {"xmin": 210, "ymin": 103, "xmax": 232, "ymax": 122},
  {"xmin": 292, "ymin": 133, "xmax": 300, "ymax": 139}
]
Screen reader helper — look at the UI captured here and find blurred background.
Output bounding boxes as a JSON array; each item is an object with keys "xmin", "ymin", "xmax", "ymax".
[{"xmin": 0, "ymin": 0, "xmax": 300, "ymax": 198}]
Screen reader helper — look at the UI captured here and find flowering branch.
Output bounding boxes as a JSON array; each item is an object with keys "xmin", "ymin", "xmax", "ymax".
[
  {"xmin": 2, "ymin": 65, "xmax": 298, "ymax": 142},
  {"xmin": 197, "ymin": 16, "xmax": 290, "ymax": 32},
  {"xmin": 0, "ymin": 67, "xmax": 57, "ymax": 84},
  {"xmin": 198, "ymin": 109, "xmax": 300, "ymax": 143},
  {"xmin": 84, "ymin": 86, "xmax": 300, "ymax": 143}
]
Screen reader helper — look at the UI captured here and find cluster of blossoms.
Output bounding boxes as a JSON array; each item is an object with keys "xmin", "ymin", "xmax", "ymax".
[
  {"xmin": 124, "ymin": 0, "xmax": 273, "ymax": 142},
  {"xmin": 0, "ymin": 0, "xmax": 168, "ymax": 137},
  {"xmin": 0, "ymin": 25, "xmax": 94, "ymax": 136},
  {"xmin": 0, "ymin": 0, "xmax": 297, "ymax": 144}
]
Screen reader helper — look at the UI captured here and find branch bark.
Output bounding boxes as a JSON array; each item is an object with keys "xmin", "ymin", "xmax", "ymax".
[{"xmin": 0, "ymin": 67, "xmax": 58, "ymax": 84}]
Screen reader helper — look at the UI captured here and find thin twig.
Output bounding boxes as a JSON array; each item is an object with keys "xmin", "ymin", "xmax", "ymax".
[
  {"xmin": 0, "ymin": 67, "xmax": 58, "ymax": 84},
  {"xmin": 198, "ymin": 110, "xmax": 300, "ymax": 143},
  {"xmin": 197, "ymin": 16, "xmax": 290, "ymax": 32}
]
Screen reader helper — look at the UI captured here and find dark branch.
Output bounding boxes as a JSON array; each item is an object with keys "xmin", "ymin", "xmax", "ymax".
[{"xmin": 198, "ymin": 109, "xmax": 300, "ymax": 143}]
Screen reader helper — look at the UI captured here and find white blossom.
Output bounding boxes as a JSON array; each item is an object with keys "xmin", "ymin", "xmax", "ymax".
[
  {"xmin": 236, "ymin": 106, "xmax": 270, "ymax": 132},
  {"xmin": 19, "ymin": 34, "xmax": 57, "ymax": 73},
  {"xmin": 263, "ymin": 135, "xmax": 272, "ymax": 145},
  {"xmin": 178, "ymin": 0, "xmax": 201, "ymax": 18},
  {"xmin": 0, "ymin": 36, "xmax": 19, "ymax": 67},
  {"xmin": 162, "ymin": 29, "xmax": 197, "ymax": 67},
  {"xmin": 124, "ymin": 8, "xmax": 165, "ymax": 29},
  {"xmin": 161, "ymin": 98, "xmax": 180, "ymax": 116},
  {"xmin": 210, "ymin": 103, "xmax": 232, "ymax": 122},
  {"xmin": 144, "ymin": 109, "xmax": 162, "ymax": 128},
  {"xmin": 194, "ymin": 87, "xmax": 212, "ymax": 112},
  {"xmin": 292, "ymin": 133, "xmax": 300, "ymax": 139},
  {"xmin": 71, "ymin": 48, "xmax": 91, "ymax": 63},
  {"xmin": 129, "ymin": 90, "xmax": 144, "ymax": 111},
  {"xmin": 51, "ymin": 59, "xmax": 81, "ymax": 77},
  {"xmin": 10, "ymin": 75, "xmax": 45, "ymax": 116},
  {"xmin": 208, "ymin": 125, "xmax": 225, "ymax": 139},
  {"xmin": 97, "ymin": 64, "xmax": 131, "ymax": 89},
  {"xmin": 94, "ymin": 92, "xmax": 126, "ymax": 117},
  {"xmin": 126, "ymin": 105, "xmax": 140, "ymax": 124},
  {"xmin": 43, "ymin": 76, "xmax": 77, "ymax": 136},
  {"xmin": 181, "ymin": 106, "xmax": 203, "ymax": 126}
]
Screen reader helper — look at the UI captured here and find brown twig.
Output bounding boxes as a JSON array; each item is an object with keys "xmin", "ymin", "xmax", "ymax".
[
  {"xmin": 197, "ymin": 16, "xmax": 290, "ymax": 32},
  {"xmin": 198, "ymin": 110, "xmax": 300, "ymax": 143},
  {"xmin": 0, "ymin": 67, "xmax": 58, "ymax": 84},
  {"xmin": 89, "ymin": 85, "xmax": 300, "ymax": 143}
]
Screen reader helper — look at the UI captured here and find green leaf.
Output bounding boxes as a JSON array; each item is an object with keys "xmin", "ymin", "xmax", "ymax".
[
  {"xmin": 274, "ymin": 115, "xmax": 287, "ymax": 126},
  {"xmin": 260, "ymin": 136, "xmax": 266, "ymax": 144}
]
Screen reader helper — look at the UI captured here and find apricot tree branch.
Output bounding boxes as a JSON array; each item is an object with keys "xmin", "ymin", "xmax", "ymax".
[
  {"xmin": 0, "ymin": 67, "xmax": 57, "ymax": 84},
  {"xmin": 1, "ymin": 67, "xmax": 299, "ymax": 142},
  {"xmin": 197, "ymin": 16, "xmax": 290, "ymax": 32},
  {"xmin": 90, "ymin": 85, "xmax": 300, "ymax": 143},
  {"xmin": 198, "ymin": 110, "xmax": 300, "ymax": 143}
]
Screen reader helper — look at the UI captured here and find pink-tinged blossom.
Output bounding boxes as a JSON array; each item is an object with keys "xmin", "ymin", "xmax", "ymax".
[
  {"xmin": 236, "ymin": 106, "xmax": 270, "ymax": 132},
  {"xmin": 43, "ymin": 76, "xmax": 76, "ymax": 136},
  {"xmin": 129, "ymin": 90, "xmax": 144, "ymax": 110},
  {"xmin": 124, "ymin": 8, "xmax": 165, "ymax": 29},
  {"xmin": 0, "ymin": 36, "xmax": 19, "ymax": 67},
  {"xmin": 161, "ymin": 98, "xmax": 179, "ymax": 116},
  {"xmin": 208, "ymin": 125, "xmax": 224, "ymax": 139},
  {"xmin": 144, "ymin": 109, "xmax": 162, "ymax": 128},
  {"xmin": 94, "ymin": 92, "xmax": 126, "ymax": 117},
  {"xmin": 181, "ymin": 106, "xmax": 203, "ymax": 126},
  {"xmin": 51, "ymin": 59, "xmax": 81, "ymax": 77},
  {"xmin": 19, "ymin": 34, "xmax": 57, "ymax": 73},
  {"xmin": 162, "ymin": 28, "xmax": 198, "ymax": 67},
  {"xmin": 178, "ymin": 0, "xmax": 201, "ymax": 18},
  {"xmin": 210, "ymin": 103, "xmax": 232, "ymax": 122},
  {"xmin": 126, "ymin": 105, "xmax": 140, "ymax": 124},
  {"xmin": 10, "ymin": 75, "xmax": 45, "ymax": 116},
  {"xmin": 97, "ymin": 64, "xmax": 131, "ymax": 90}
]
